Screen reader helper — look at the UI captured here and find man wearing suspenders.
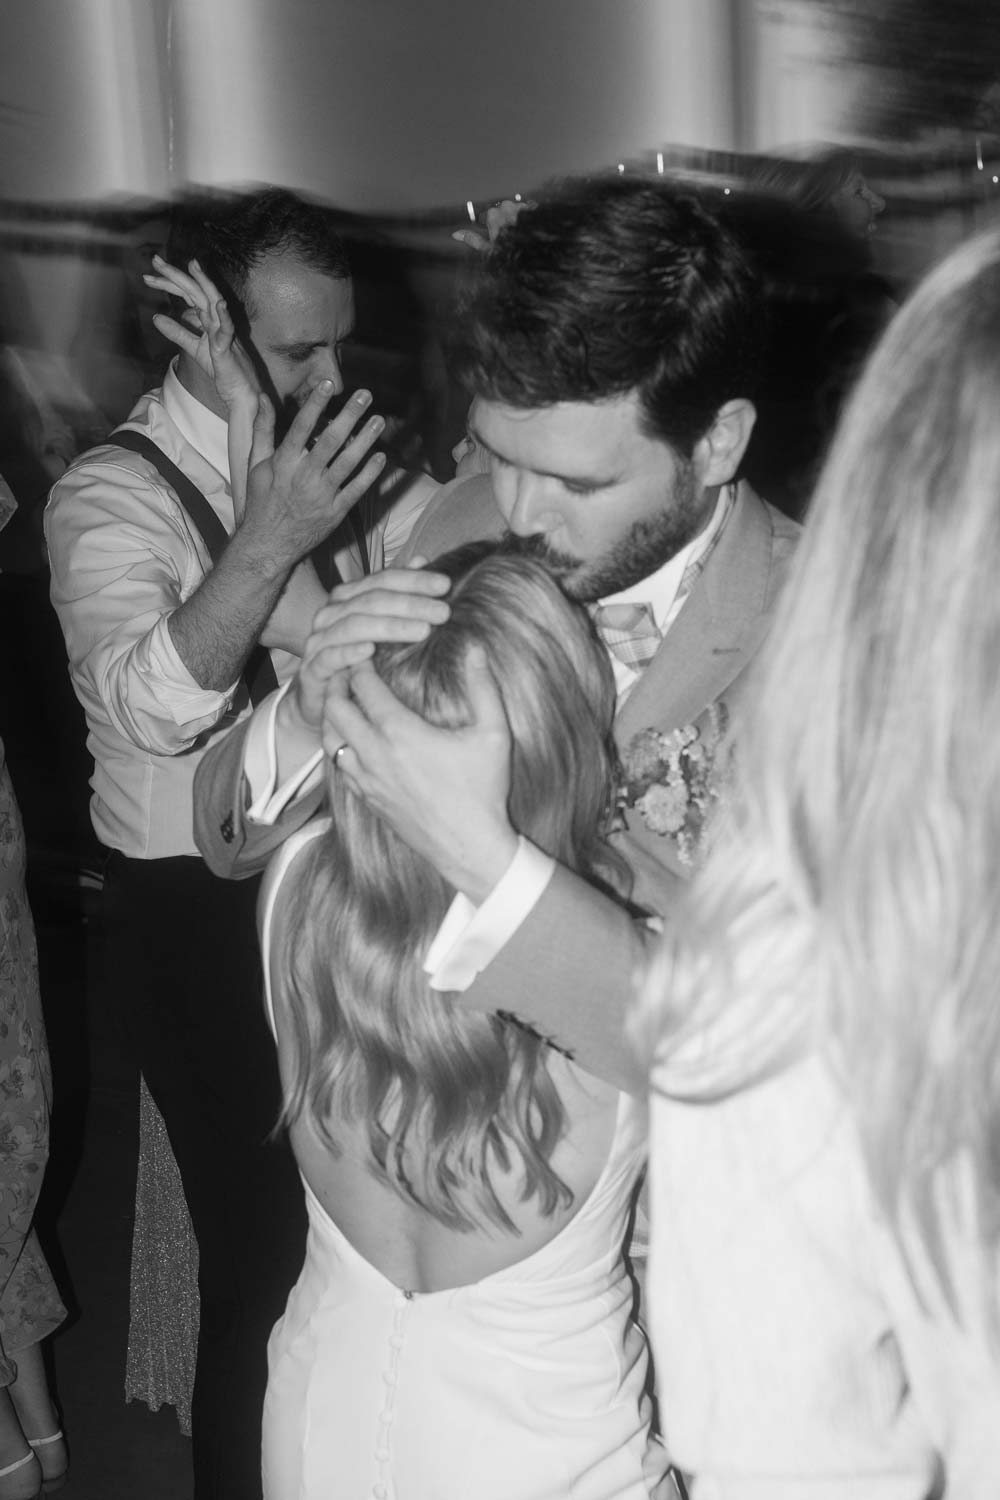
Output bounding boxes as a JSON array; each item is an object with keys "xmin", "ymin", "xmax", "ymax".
[{"xmin": 44, "ymin": 188, "xmax": 426, "ymax": 1499}]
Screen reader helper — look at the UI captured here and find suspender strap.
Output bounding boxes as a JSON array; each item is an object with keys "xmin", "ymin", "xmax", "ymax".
[
  {"xmin": 109, "ymin": 428, "xmax": 279, "ymax": 705},
  {"xmin": 112, "ymin": 429, "xmax": 229, "ymax": 563}
]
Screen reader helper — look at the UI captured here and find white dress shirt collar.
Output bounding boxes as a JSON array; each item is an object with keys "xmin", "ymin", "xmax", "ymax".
[{"xmin": 161, "ymin": 358, "xmax": 232, "ymax": 483}]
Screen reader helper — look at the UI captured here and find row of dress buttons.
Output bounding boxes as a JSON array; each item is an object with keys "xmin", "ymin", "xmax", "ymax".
[{"xmin": 372, "ymin": 1293, "xmax": 413, "ymax": 1496}]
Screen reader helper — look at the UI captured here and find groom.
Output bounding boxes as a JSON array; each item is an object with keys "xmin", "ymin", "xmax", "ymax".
[{"xmin": 193, "ymin": 172, "xmax": 800, "ymax": 1088}]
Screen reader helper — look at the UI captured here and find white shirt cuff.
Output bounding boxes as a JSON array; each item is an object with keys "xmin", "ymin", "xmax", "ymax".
[
  {"xmin": 244, "ymin": 679, "xmax": 325, "ymax": 825},
  {"xmin": 144, "ymin": 612, "xmax": 240, "ymax": 726},
  {"xmin": 424, "ymin": 838, "xmax": 556, "ymax": 993}
]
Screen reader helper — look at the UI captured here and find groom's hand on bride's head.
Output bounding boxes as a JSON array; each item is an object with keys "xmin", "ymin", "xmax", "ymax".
[
  {"xmin": 321, "ymin": 648, "xmax": 518, "ymax": 903},
  {"xmin": 289, "ymin": 561, "xmax": 451, "ymax": 733}
]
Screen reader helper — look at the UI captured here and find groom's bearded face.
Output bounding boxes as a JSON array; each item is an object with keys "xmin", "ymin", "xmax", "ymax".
[
  {"xmin": 469, "ymin": 394, "xmax": 714, "ymax": 603},
  {"xmin": 243, "ymin": 252, "xmax": 356, "ymax": 431}
]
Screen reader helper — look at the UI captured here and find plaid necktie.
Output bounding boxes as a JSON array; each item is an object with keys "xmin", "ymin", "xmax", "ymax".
[
  {"xmin": 591, "ymin": 600, "xmax": 661, "ymax": 672},
  {"xmin": 669, "ymin": 483, "xmax": 738, "ymax": 619}
]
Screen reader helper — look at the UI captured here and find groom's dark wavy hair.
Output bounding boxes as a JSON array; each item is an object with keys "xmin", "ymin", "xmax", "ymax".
[
  {"xmin": 166, "ymin": 187, "xmax": 351, "ymax": 325},
  {"xmin": 451, "ymin": 173, "xmax": 764, "ymax": 457}
]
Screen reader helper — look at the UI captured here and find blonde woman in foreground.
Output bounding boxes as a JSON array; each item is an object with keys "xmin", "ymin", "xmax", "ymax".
[
  {"xmin": 259, "ymin": 545, "xmax": 671, "ymax": 1499},
  {"xmin": 642, "ymin": 226, "xmax": 1000, "ymax": 1496}
]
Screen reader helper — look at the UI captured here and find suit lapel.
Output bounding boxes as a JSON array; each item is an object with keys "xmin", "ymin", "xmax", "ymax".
[
  {"xmin": 614, "ymin": 484, "xmax": 776, "ymax": 745},
  {"xmin": 404, "ymin": 475, "xmax": 780, "ymax": 747}
]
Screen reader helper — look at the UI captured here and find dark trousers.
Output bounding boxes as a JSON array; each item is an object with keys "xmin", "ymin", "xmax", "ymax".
[{"xmin": 102, "ymin": 853, "xmax": 307, "ymax": 1500}]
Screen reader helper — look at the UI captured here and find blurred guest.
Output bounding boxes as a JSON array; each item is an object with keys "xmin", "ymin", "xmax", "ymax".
[
  {"xmin": 43, "ymin": 188, "xmax": 398, "ymax": 1500},
  {"xmin": 124, "ymin": 1073, "xmax": 199, "ymax": 1439},
  {"xmin": 0, "ymin": 248, "xmax": 109, "ymax": 493},
  {"xmin": 446, "ymin": 199, "xmax": 526, "ymax": 482},
  {"xmin": 66, "ymin": 206, "xmax": 176, "ymax": 434},
  {"xmin": 0, "ymin": 478, "xmax": 68, "ymax": 1500},
  {"xmin": 451, "ymin": 196, "xmax": 530, "ymax": 252},
  {"xmin": 449, "ymin": 423, "xmax": 491, "ymax": 481},
  {"xmin": 641, "ymin": 224, "xmax": 1000, "ymax": 1495},
  {"xmin": 729, "ymin": 149, "xmax": 896, "ymax": 520},
  {"xmin": 0, "ymin": 297, "xmax": 77, "ymax": 576},
  {"xmin": 750, "ymin": 147, "xmax": 886, "ymax": 238}
]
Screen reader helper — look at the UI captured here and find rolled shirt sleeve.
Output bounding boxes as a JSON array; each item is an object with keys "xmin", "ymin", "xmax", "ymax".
[{"xmin": 45, "ymin": 455, "xmax": 240, "ymax": 754}]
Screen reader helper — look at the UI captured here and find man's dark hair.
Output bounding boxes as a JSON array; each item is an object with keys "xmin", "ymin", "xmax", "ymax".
[
  {"xmin": 451, "ymin": 173, "xmax": 764, "ymax": 456},
  {"xmin": 167, "ymin": 187, "xmax": 350, "ymax": 323}
]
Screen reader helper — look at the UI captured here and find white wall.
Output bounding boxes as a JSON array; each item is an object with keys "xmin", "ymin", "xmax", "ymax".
[
  {"xmin": 0, "ymin": 0, "xmax": 171, "ymax": 202},
  {"xmin": 747, "ymin": 0, "xmax": 858, "ymax": 153},
  {"xmin": 168, "ymin": 0, "xmax": 745, "ymax": 209},
  {"xmin": 0, "ymin": 0, "xmax": 853, "ymax": 210}
]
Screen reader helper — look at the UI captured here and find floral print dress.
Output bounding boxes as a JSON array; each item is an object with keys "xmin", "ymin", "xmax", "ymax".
[{"xmin": 0, "ymin": 739, "xmax": 66, "ymax": 1383}]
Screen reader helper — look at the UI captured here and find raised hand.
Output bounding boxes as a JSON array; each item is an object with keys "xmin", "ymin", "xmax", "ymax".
[
  {"xmin": 145, "ymin": 255, "xmax": 260, "ymax": 410},
  {"xmin": 451, "ymin": 198, "xmax": 531, "ymax": 253},
  {"xmin": 241, "ymin": 382, "xmax": 387, "ymax": 571},
  {"xmin": 286, "ymin": 561, "xmax": 452, "ymax": 731}
]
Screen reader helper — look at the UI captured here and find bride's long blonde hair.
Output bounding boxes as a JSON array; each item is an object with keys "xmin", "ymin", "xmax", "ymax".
[
  {"xmin": 273, "ymin": 545, "xmax": 629, "ymax": 1232},
  {"xmin": 643, "ymin": 226, "xmax": 1000, "ymax": 1319}
]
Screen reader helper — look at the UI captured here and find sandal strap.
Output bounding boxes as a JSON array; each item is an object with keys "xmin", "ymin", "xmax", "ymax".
[
  {"xmin": 26, "ymin": 1435, "xmax": 63, "ymax": 1450},
  {"xmin": 0, "ymin": 1452, "xmax": 35, "ymax": 1478}
]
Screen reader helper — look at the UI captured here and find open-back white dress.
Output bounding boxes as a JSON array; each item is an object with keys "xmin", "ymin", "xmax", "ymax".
[{"xmin": 259, "ymin": 823, "xmax": 670, "ymax": 1500}]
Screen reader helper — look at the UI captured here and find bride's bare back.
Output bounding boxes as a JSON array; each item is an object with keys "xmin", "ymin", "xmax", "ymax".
[{"xmin": 271, "ymin": 992, "xmax": 623, "ymax": 1293}]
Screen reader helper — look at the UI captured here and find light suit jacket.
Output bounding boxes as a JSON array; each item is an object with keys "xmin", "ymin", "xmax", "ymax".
[{"xmin": 193, "ymin": 472, "xmax": 800, "ymax": 1088}]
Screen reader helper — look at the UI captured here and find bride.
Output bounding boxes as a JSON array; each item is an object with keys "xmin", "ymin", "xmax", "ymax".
[{"xmin": 259, "ymin": 543, "xmax": 668, "ymax": 1498}]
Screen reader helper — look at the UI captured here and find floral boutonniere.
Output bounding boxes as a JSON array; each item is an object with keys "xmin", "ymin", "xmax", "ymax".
[{"xmin": 612, "ymin": 701, "xmax": 729, "ymax": 864}]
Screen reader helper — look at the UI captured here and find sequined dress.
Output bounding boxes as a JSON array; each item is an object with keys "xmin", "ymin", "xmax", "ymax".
[
  {"xmin": 0, "ymin": 740, "xmax": 66, "ymax": 1383},
  {"xmin": 260, "ymin": 825, "xmax": 669, "ymax": 1500}
]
